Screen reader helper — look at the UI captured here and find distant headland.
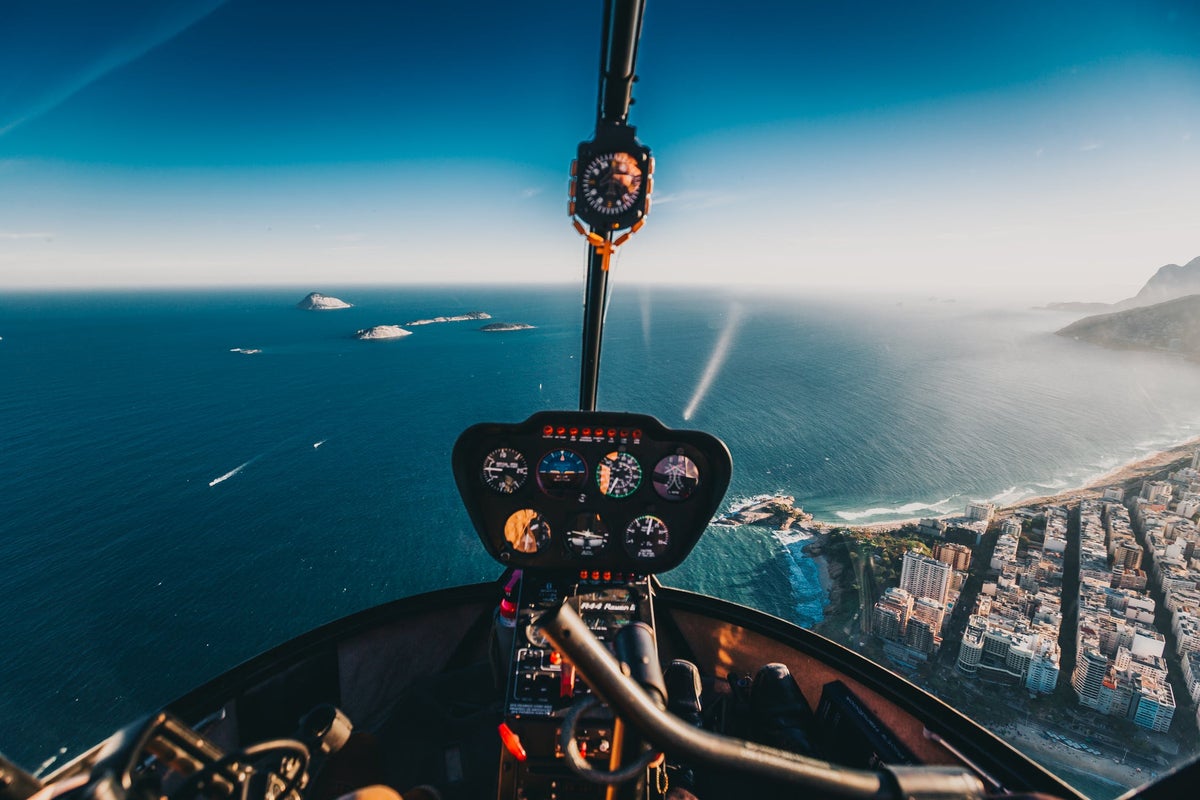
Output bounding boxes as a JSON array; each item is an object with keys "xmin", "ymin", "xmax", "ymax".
[{"xmin": 297, "ymin": 292, "xmax": 352, "ymax": 310}]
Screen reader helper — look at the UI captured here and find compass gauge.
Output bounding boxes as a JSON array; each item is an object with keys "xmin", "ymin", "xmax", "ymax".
[
  {"xmin": 481, "ymin": 448, "xmax": 528, "ymax": 494},
  {"xmin": 537, "ymin": 449, "xmax": 588, "ymax": 498},
  {"xmin": 623, "ymin": 515, "xmax": 670, "ymax": 559},
  {"xmin": 596, "ymin": 451, "xmax": 642, "ymax": 498},
  {"xmin": 580, "ymin": 152, "xmax": 643, "ymax": 217}
]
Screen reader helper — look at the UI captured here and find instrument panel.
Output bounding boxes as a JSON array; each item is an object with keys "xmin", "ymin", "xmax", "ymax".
[{"xmin": 452, "ymin": 411, "xmax": 731, "ymax": 572}]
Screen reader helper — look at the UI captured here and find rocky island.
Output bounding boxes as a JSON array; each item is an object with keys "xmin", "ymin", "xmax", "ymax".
[
  {"xmin": 354, "ymin": 325, "xmax": 412, "ymax": 340},
  {"xmin": 480, "ymin": 322, "xmax": 535, "ymax": 332},
  {"xmin": 297, "ymin": 292, "xmax": 352, "ymax": 310},
  {"xmin": 404, "ymin": 312, "xmax": 491, "ymax": 326},
  {"xmin": 712, "ymin": 494, "xmax": 813, "ymax": 530}
]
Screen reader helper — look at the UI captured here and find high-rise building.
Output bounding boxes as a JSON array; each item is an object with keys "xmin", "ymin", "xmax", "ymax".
[
  {"xmin": 966, "ymin": 501, "xmax": 996, "ymax": 523},
  {"xmin": 933, "ymin": 541, "xmax": 972, "ymax": 571},
  {"xmin": 872, "ymin": 587, "xmax": 913, "ymax": 641},
  {"xmin": 1141, "ymin": 480, "xmax": 1174, "ymax": 505},
  {"xmin": 1072, "ymin": 647, "xmax": 1109, "ymax": 709},
  {"xmin": 900, "ymin": 550, "xmax": 951, "ymax": 605}
]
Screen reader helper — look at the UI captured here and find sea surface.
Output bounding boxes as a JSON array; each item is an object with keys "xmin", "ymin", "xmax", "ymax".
[{"xmin": 3, "ymin": 285, "xmax": 1200, "ymax": 774}]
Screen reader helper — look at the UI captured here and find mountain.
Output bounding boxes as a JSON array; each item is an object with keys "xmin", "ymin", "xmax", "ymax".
[
  {"xmin": 1125, "ymin": 257, "xmax": 1200, "ymax": 308},
  {"xmin": 1056, "ymin": 294, "xmax": 1200, "ymax": 358},
  {"xmin": 1045, "ymin": 256, "xmax": 1200, "ymax": 312}
]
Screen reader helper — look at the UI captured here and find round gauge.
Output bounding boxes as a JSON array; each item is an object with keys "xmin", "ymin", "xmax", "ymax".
[
  {"xmin": 481, "ymin": 448, "xmax": 528, "ymax": 494},
  {"xmin": 652, "ymin": 454, "xmax": 700, "ymax": 501},
  {"xmin": 526, "ymin": 612, "xmax": 551, "ymax": 648},
  {"xmin": 564, "ymin": 512, "xmax": 610, "ymax": 558},
  {"xmin": 596, "ymin": 451, "xmax": 642, "ymax": 498},
  {"xmin": 624, "ymin": 515, "xmax": 670, "ymax": 560},
  {"xmin": 579, "ymin": 152, "xmax": 644, "ymax": 216},
  {"xmin": 537, "ymin": 449, "xmax": 588, "ymax": 498},
  {"xmin": 504, "ymin": 509, "xmax": 550, "ymax": 554}
]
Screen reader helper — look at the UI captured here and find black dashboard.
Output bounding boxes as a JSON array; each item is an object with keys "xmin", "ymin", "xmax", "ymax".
[{"xmin": 452, "ymin": 411, "xmax": 731, "ymax": 574}]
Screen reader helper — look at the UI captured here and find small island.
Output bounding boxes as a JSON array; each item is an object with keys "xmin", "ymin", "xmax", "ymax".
[
  {"xmin": 712, "ymin": 494, "xmax": 813, "ymax": 530},
  {"xmin": 297, "ymin": 292, "xmax": 352, "ymax": 310},
  {"xmin": 480, "ymin": 322, "xmax": 535, "ymax": 332},
  {"xmin": 405, "ymin": 312, "xmax": 491, "ymax": 326},
  {"xmin": 355, "ymin": 325, "xmax": 412, "ymax": 340}
]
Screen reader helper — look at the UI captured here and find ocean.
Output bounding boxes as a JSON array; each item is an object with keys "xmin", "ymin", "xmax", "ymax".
[{"xmin": 3, "ymin": 285, "xmax": 1200, "ymax": 771}]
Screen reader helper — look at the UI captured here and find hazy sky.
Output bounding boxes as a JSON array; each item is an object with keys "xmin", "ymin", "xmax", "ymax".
[{"xmin": 1, "ymin": 0, "xmax": 1198, "ymax": 298}]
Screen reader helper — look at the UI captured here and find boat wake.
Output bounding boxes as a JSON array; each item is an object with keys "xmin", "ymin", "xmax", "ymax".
[
  {"xmin": 313, "ymin": 440, "xmax": 327, "ymax": 449},
  {"xmin": 209, "ymin": 459, "xmax": 255, "ymax": 487}
]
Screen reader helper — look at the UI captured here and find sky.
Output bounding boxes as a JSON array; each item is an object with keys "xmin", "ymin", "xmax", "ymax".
[{"xmin": 1, "ymin": 0, "xmax": 1198, "ymax": 298}]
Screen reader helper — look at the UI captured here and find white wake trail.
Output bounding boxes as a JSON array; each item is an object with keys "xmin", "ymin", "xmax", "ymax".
[
  {"xmin": 683, "ymin": 305, "xmax": 743, "ymax": 421},
  {"xmin": 209, "ymin": 460, "xmax": 252, "ymax": 487}
]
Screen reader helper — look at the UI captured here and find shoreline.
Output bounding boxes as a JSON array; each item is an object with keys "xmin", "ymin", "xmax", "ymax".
[{"xmin": 819, "ymin": 435, "xmax": 1200, "ymax": 533}]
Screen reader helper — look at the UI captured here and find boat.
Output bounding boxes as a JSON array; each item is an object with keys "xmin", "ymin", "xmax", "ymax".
[{"xmin": 4, "ymin": 4, "xmax": 1198, "ymax": 800}]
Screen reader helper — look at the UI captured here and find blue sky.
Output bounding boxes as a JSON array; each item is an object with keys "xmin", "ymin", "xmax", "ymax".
[{"xmin": 1, "ymin": 1, "xmax": 1198, "ymax": 297}]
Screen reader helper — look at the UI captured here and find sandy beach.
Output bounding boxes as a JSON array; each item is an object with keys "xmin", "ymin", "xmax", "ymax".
[
  {"xmin": 999, "ymin": 720, "xmax": 1152, "ymax": 795},
  {"xmin": 825, "ymin": 436, "xmax": 1200, "ymax": 533}
]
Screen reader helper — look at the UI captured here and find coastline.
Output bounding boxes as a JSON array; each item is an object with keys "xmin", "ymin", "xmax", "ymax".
[
  {"xmin": 1000, "ymin": 721, "xmax": 1151, "ymax": 797},
  {"xmin": 825, "ymin": 435, "xmax": 1200, "ymax": 533}
]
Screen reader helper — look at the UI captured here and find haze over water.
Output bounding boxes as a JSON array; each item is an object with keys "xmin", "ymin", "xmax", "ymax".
[{"xmin": 3, "ymin": 285, "xmax": 1200, "ymax": 767}]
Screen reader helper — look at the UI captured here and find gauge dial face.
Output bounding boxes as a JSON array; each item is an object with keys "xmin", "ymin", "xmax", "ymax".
[
  {"xmin": 652, "ymin": 454, "xmax": 700, "ymax": 501},
  {"xmin": 624, "ymin": 515, "xmax": 670, "ymax": 559},
  {"xmin": 537, "ymin": 449, "xmax": 588, "ymax": 498},
  {"xmin": 596, "ymin": 451, "xmax": 642, "ymax": 498},
  {"xmin": 526, "ymin": 612, "xmax": 551, "ymax": 648},
  {"xmin": 481, "ymin": 448, "xmax": 528, "ymax": 494},
  {"xmin": 564, "ymin": 512, "xmax": 610, "ymax": 557},
  {"xmin": 504, "ymin": 509, "xmax": 550, "ymax": 554},
  {"xmin": 580, "ymin": 152, "xmax": 644, "ymax": 216}
]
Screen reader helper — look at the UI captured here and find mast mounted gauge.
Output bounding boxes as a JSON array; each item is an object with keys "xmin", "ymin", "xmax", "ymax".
[{"xmin": 571, "ymin": 123, "xmax": 653, "ymax": 232}]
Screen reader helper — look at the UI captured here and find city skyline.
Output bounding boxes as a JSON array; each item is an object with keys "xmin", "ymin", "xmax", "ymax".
[{"xmin": 1, "ymin": 1, "xmax": 1198, "ymax": 294}]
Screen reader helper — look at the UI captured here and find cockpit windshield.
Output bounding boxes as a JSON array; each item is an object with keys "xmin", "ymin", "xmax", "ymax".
[{"xmin": 2, "ymin": 3, "xmax": 1199, "ymax": 799}]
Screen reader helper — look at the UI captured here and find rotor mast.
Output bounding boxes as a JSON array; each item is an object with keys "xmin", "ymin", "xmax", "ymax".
[{"xmin": 575, "ymin": 0, "xmax": 650, "ymax": 413}]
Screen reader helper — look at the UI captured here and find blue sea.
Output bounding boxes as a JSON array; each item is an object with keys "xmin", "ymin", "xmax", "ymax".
[{"xmin": 3, "ymin": 285, "xmax": 1200, "ymax": 770}]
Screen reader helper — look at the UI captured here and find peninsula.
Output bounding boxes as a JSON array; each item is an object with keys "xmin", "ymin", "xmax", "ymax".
[
  {"xmin": 297, "ymin": 292, "xmax": 352, "ymax": 310},
  {"xmin": 712, "ymin": 494, "xmax": 813, "ymax": 530}
]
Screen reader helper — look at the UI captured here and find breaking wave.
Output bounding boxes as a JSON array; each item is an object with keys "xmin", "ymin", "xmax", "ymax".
[{"xmin": 835, "ymin": 496, "xmax": 956, "ymax": 522}]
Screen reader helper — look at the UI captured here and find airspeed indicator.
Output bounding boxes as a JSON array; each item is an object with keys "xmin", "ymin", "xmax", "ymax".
[{"xmin": 596, "ymin": 451, "xmax": 641, "ymax": 498}]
